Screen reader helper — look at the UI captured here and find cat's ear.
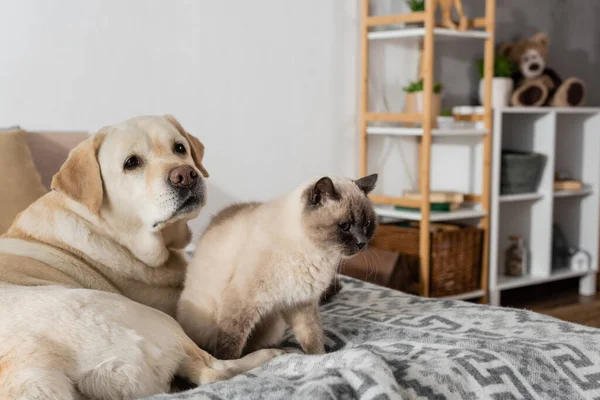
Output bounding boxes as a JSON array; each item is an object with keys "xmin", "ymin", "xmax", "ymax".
[
  {"xmin": 355, "ymin": 174, "xmax": 378, "ymax": 194},
  {"xmin": 309, "ymin": 177, "xmax": 339, "ymax": 206}
]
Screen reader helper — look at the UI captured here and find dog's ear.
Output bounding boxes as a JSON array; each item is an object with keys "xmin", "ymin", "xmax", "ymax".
[
  {"xmin": 51, "ymin": 132, "xmax": 105, "ymax": 214},
  {"xmin": 164, "ymin": 114, "xmax": 209, "ymax": 178}
]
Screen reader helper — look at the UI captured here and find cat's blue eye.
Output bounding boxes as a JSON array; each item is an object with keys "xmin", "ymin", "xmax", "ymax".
[{"xmin": 338, "ymin": 222, "xmax": 351, "ymax": 232}]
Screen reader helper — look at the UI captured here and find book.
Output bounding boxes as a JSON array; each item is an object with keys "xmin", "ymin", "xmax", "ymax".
[
  {"xmin": 554, "ymin": 180, "xmax": 583, "ymax": 191},
  {"xmin": 395, "ymin": 202, "xmax": 461, "ymax": 213},
  {"xmin": 403, "ymin": 191, "xmax": 465, "ymax": 203}
]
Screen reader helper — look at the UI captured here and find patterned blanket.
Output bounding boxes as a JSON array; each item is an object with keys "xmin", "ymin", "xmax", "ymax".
[{"xmin": 146, "ymin": 277, "xmax": 600, "ymax": 400}]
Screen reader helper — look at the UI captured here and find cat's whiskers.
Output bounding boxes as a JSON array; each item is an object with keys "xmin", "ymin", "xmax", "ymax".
[{"xmin": 364, "ymin": 247, "xmax": 378, "ymax": 282}]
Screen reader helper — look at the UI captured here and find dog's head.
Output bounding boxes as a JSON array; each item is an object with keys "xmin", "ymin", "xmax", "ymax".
[{"xmin": 51, "ymin": 115, "xmax": 208, "ymax": 253}]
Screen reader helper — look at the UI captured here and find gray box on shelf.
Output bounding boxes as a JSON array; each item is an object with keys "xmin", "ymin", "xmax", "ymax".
[{"xmin": 500, "ymin": 150, "xmax": 546, "ymax": 195}]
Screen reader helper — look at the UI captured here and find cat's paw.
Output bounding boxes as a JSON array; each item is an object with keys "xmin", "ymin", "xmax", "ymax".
[
  {"xmin": 243, "ymin": 348, "xmax": 286, "ymax": 366},
  {"xmin": 259, "ymin": 348, "xmax": 287, "ymax": 359}
]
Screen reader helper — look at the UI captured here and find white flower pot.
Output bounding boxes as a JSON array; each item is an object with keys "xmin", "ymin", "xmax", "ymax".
[
  {"xmin": 479, "ymin": 78, "xmax": 513, "ymax": 108},
  {"xmin": 436, "ymin": 116, "xmax": 455, "ymax": 130},
  {"xmin": 404, "ymin": 92, "xmax": 441, "ymax": 127}
]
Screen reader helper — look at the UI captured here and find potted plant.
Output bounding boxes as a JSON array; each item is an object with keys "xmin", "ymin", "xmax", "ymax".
[
  {"xmin": 403, "ymin": 79, "xmax": 442, "ymax": 127},
  {"xmin": 437, "ymin": 108, "xmax": 455, "ymax": 130},
  {"xmin": 477, "ymin": 54, "xmax": 516, "ymax": 108},
  {"xmin": 405, "ymin": 0, "xmax": 425, "ymax": 26}
]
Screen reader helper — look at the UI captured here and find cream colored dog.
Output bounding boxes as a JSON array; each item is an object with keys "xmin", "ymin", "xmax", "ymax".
[{"xmin": 0, "ymin": 115, "xmax": 282, "ymax": 400}]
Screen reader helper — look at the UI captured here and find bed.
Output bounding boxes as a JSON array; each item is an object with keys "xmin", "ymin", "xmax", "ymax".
[
  {"xmin": 5, "ymin": 129, "xmax": 600, "ymax": 399},
  {"xmin": 146, "ymin": 277, "xmax": 600, "ymax": 400}
]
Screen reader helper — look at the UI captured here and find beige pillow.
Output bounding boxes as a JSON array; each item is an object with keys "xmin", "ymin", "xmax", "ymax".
[{"xmin": 0, "ymin": 128, "xmax": 48, "ymax": 234}]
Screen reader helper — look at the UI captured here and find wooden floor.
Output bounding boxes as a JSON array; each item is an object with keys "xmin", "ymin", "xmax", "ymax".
[{"xmin": 501, "ymin": 278, "xmax": 600, "ymax": 328}]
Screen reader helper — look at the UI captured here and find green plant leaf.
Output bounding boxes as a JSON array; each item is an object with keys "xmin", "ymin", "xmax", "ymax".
[
  {"xmin": 405, "ymin": 0, "xmax": 425, "ymax": 11},
  {"xmin": 402, "ymin": 78, "xmax": 442, "ymax": 93},
  {"xmin": 476, "ymin": 54, "xmax": 517, "ymax": 78}
]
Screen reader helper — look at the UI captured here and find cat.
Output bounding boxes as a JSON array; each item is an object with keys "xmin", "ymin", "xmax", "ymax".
[{"xmin": 177, "ymin": 174, "xmax": 378, "ymax": 359}]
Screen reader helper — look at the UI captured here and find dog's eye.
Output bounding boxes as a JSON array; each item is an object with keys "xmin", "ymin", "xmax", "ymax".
[
  {"xmin": 123, "ymin": 155, "xmax": 142, "ymax": 171},
  {"xmin": 338, "ymin": 221, "xmax": 351, "ymax": 232},
  {"xmin": 174, "ymin": 143, "xmax": 187, "ymax": 155}
]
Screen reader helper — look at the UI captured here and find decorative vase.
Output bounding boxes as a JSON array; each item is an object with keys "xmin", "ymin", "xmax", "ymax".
[
  {"xmin": 479, "ymin": 78, "xmax": 513, "ymax": 108},
  {"xmin": 404, "ymin": 92, "xmax": 441, "ymax": 128},
  {"xmin": 436, "ymin": 116, "xmax": 455, "ymax": 130},
  {"xmin": 505, "ymin": 235, "xmax": 528, "ymax": 277}
]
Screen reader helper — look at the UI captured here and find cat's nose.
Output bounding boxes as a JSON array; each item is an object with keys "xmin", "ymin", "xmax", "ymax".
[{"xmin": 356, "ymin": 242, "xmax": 366, "ymax": 250}]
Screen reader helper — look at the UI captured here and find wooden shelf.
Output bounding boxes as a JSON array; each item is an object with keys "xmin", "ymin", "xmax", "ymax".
[
  {"xmin": 553, "ymin": 187, "xmax": 593, "ymax": 198},
  {"xmin": 375, "ymin": 205, "xmax": 486, "ymax": 222},
  {"xmin": 368, "ymin": 28, "xmax": 490, "ymax": 40},
  {"xmin": 367, "ymin": 126, "xmax": 488, "ymax": 137},
  {"xmin": 499, "ymin": 193, "xmax": 543, "ymax": 203},
  {"xmin": 365, "ymin": 112, "xmax": 422, "ymax": 123},
  {"xmin": 497, "ymin": 268, "xmax": 589, "ymax": 291},
  {"xmin": 359, "ymin": 0, "xmax": 496, "ymax": 300}
]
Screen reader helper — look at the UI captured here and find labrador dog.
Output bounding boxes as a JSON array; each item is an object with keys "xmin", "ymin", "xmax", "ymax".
[{"xmin": 0, "ymin": 115, "xmax": 282, "ymax": 400}]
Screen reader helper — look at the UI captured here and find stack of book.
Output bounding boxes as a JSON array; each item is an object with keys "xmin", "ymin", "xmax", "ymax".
[{"xmin": 395, "ymin": 191, "xmax": 465, "ymax": 213}]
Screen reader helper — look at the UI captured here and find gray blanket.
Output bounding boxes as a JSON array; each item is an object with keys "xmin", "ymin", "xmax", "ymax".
[{"xmin": 146, "ymin": 277, "xmax": 600, "ymax": 399}]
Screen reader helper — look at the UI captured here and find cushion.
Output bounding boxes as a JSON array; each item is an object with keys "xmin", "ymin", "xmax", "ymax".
[
  {"xmin": 26, "ymin": 131, "xmax": 89, "ymax": 189},
  {"xmin": 0, "ymin": 128, "xmax": 48, "ymax": 234}
]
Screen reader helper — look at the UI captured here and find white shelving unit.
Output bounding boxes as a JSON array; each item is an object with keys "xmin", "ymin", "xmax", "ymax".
[{"xmin": 489, "ymin": 107, "xmax": 600, "ymax": 306}]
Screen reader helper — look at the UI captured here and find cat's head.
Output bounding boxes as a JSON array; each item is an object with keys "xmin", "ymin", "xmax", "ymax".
[{"xmin": 302, "ymin": 174, "xmax": 378, "ymax": 257}]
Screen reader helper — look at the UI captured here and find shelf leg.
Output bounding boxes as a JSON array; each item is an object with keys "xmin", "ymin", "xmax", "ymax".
[
  {"xmin": 579, "ymin": 272, "xmax": 597, "ymax": 296},
  {"xmin": 479, "ymin": 0, "xmax": 496, "ymax": 309},
  {"xmin": 417, "ymin": 0, "xmax": 436, "ymax": 298},
  {"xmin": 489, "ymin": 289, "xmax": 501, "ymax": 306},
  {"xmin": 358, "ymin": 0, "xmax": 369, "ymax": 177}
]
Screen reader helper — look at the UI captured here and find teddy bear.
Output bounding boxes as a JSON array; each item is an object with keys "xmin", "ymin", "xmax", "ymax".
[{"xmin": 499, "ymin": 32, "xmax": 585, "ymax": 107}]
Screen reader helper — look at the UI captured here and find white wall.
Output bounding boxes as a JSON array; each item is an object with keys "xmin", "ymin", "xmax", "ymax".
[
  {"xmin": 0, "ymin": 0, "xmax": 359, "ymax": 236},
  {"xmin": 4, "ymin": 1, "xmax": 588, "ymax": 239}
]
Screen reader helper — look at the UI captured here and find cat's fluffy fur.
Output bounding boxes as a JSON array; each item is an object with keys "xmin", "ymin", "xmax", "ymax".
[{"xmin": 177, "ymin": 175, "xmax": 378, "ymax": 359}]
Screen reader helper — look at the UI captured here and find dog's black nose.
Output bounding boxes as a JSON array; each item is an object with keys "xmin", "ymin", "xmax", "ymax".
[
  {"xmin": 168, "ymin": 165, "xmax": 198, "ymax": 188},
  {"xmin": 357, "ymin": 242, "xmax": 366, "ymax": 250},
  {"xmin": 530, "ymin": 63, "xmax": 540, "ymax": 71}
]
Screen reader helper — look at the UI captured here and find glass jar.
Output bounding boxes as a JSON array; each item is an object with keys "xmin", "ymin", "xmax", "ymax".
[{"xmin": 505, "ymin": 235, "xmax": 528, "ymax": 277}]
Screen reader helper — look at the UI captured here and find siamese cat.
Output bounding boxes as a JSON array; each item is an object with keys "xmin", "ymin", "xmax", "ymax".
[{"xmin": 177, "ymin": 174, "xmax": 378, "ymax": 359}]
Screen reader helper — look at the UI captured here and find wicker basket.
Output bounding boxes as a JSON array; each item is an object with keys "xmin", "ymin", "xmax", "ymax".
[{"xmin": 371, "ymin": 223, "xmax": 483, "ymax": 297}]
